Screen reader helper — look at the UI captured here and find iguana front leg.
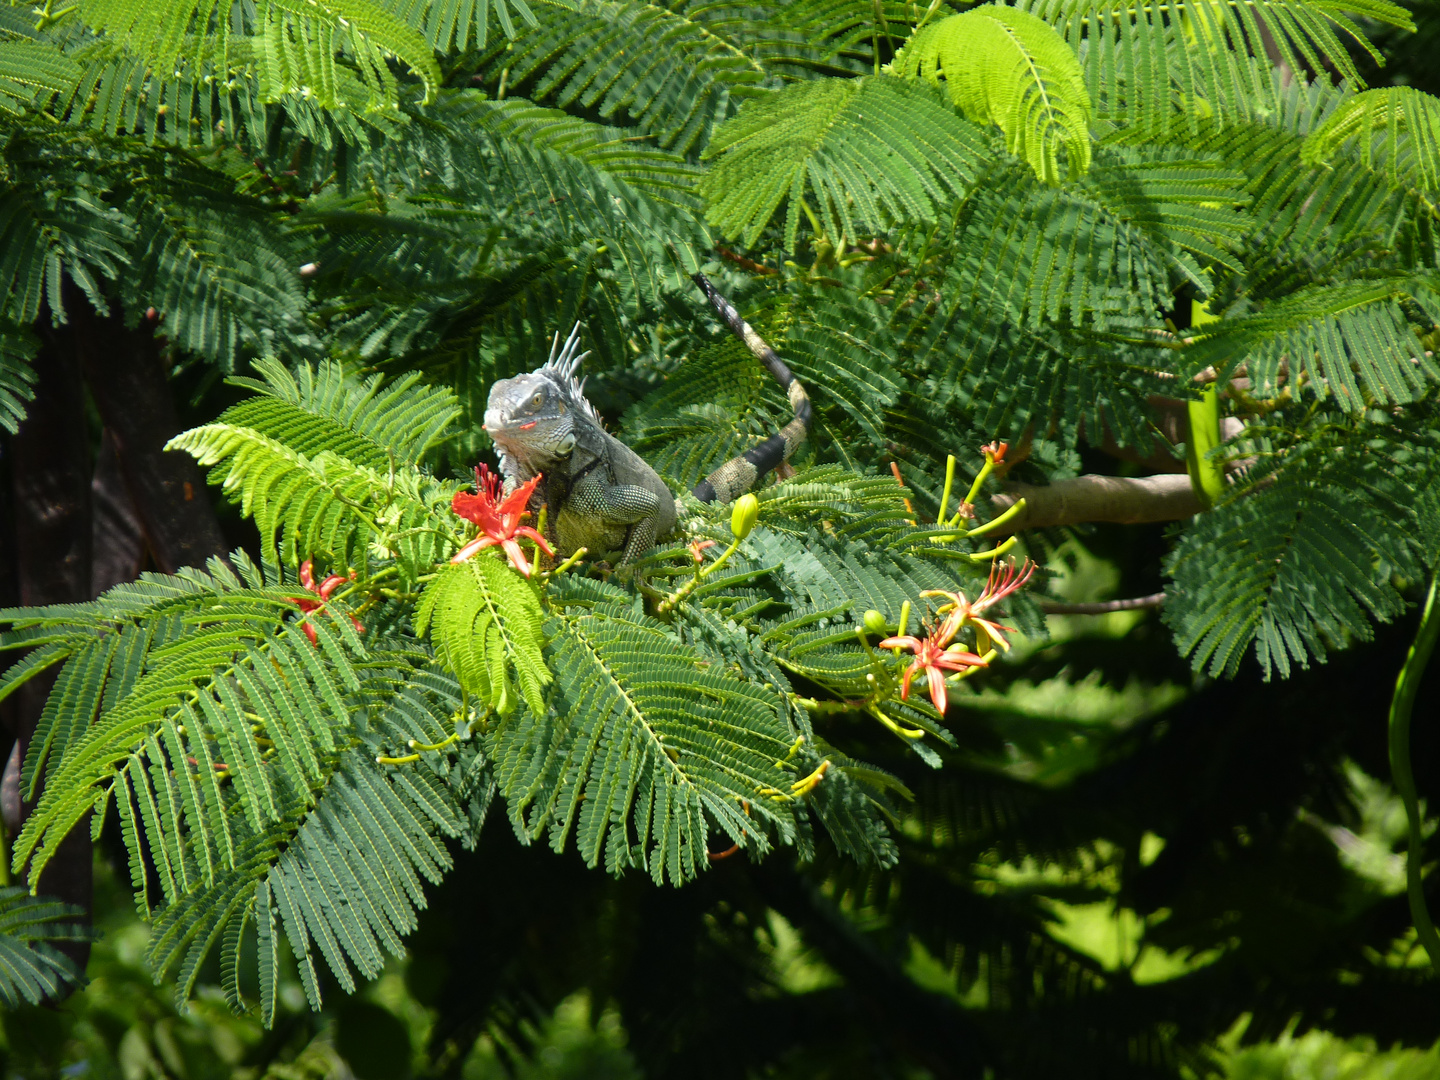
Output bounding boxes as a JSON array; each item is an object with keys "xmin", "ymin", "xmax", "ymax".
[{"xmin": 564, "ymin": 473, "xmax": 663, "ymax": 564}]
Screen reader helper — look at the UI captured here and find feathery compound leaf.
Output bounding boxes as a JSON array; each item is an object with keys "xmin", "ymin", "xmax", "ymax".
[
  {"xmin": 226, "ymin": 357, "xmax": 461, "ymax": 468},
  {"xmin": 0, "ymin": 326, "xmax": 37, "ymax": 433},
  {"xmin": 471, "ymin": 0, "xmax": 777, "ymax": 153},
  {"xmin": 0, "ymin": 179, "xmax": 129, "ymax": 325},
  {"xmin": 892, "ymin": 3, "xmax": 1092, "ymax": 184},
  {"xmin": 1163, "ymin": 442, "xmax": 1426, "ymax": 678},
  {"xmin": 3, "ymin": 550, "xmax": 466, "ymax": 1016},
  {"xmin": 492, "ymin": 592, "xmax": 798, "ymax": 885},
  {"xmin": 0, "ymin": 40, "xmax": 82, "ymax": 113},
  {"xmin": 701, "ymin": 75, "xmax": 991, "ymax": 251},
  {"xmin": 387, "ymin": 0, "xmax": 537, "ymax": 51},
  {"xmin": 414, "ymin": 557, "xmax": 549, "ymax": 717},
  {"xmin": 170, "ymin": 360, "xmax": 460, "ymax": 569},
  {"xmin": 121, "ymin": 159, "xmax": 312, "ymax": 364},
  {"xmin": 1021, "ymin": 0, "xmax": 1414, "ymax": 134},
  {"xmin": 70, "ymin": 0, "xmax": 441, "ymax": 108},
  {"xmin": 1186, "ymin": 277, "xmax": 1440, "ymax": 407},
  {"xmin": 0, "ymin": 889, "xmax": 96, "ymax": 1007},
  {"xmin": 1302, "ymin": 86, "xmax": 1440, "ymax": 199},
  {"xmin": 168, "ymin": 423, "xmax": 391, "ymax": 566}
]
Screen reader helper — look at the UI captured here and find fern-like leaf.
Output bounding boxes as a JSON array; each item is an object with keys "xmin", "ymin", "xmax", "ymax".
[
  {"xmin": 1164, "ymin": 436, "xmax": 1433, "ymax": 678},
  {"xmin": 492, "ymin": 587, "xmax": 798, "ymax": 885},
  {"xmin": 1302, "ymin": 85, "xmax": 1440, "ymax": 200},
  {"xmin": 700, "ymin": 75, "xmax": 990, "ymax": 251},
  {"xmin": 414, "ymin": 555, "xmax": 550, "ymax": 717},
  {"xmin": 892, "ymin": 2, "xmax": 1092, "ymax": 184},
  {"xmin": 1186, "ymin": 277, "xmax": 1440, "ymax": 407},
  {"xmin": 1021, "ymin": 0, "xmax": 1413, "ymax": 134},
  {"xmin": 0, "ymin": 889, "xmax": 96, "ymax": 1007},
  {"xmin": 0, "ymin": 325, "xmax": 37, "ymax": 433}
]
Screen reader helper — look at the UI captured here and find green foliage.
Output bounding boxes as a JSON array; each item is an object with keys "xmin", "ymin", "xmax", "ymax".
[
  {"xmin": 468, "ymin": 0, "xmax": 785, "ymax": 154},
  {"xmin": 3, "ymin": 0, "xmax": 1440, "ymax": 1070},
  {"xmin": 0, "ymin": 889, "xmax": 95, "ymax": 1007},
  {"xmin": 1165, "ymin": 409, "xmax": 1440, "ymax": 677},
  {"xmin": 892, "ymin": 3, "xmax": 1092, "ymax": 184},
  {"xmin": 415, "ymin": 556, "xmax": 549, "ymax": 716},
  {"xmin": 496, "ymin": 583, "xmax": 799, "ymax": 885},
  {"xmin": 700, "ymin": 75, "xmax": 990, "ymax": 251},
  {"xmin": 1022, "ymin": 0, "xmax": 1414, "ymax": 134},
  {"xmin": 1187, "ymin": 277, "xmax": 1440, "ymax": 407},
  {"xmin": 168, "ymin": 357, "xmax": 460, "ymax": 571},
  {"xmin": 0, "ymin": 326, "xmax": 36, "ymax": 434},
  {"xmin": 1303, "ymin": 85, "xmax": 1440, "ymax": 198}
]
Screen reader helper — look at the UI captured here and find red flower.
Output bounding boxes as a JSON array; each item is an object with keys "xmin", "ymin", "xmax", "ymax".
[
  {"xmin": 981, "ymin": 441, "xmax": 1009, "ymax": 464},
  {"xmin": 290, "ymin": 560, "xmax": 363, "ymax": 645},
  {"xmin": 451, "ymin": 464, "xmax": 554, "ymax": 577},
  {"xmin": 922, "ymin": 558, "xmax": 1035, "ymax": 654},
  {"xmin": 687, "ymin": 538, "xmax": 717, "ymax": 564},
  {"xmin": 877, "ymin": 625, "xmax": 989, "ymax": 715}
]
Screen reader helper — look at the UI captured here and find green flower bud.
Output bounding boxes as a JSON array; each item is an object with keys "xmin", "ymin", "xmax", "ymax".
[
  {"xmin": 862, "ymin": 609, "xmax": 888, "ymax": 635},
  {"xmin": 731, "ymin": 494, "xmax": 760, "ymax": 539}
]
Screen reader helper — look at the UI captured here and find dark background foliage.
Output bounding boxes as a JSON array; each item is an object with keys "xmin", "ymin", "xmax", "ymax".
[{"xmin": 2, "ymin": 0, "xmax": 1439, "ymax": 1075}]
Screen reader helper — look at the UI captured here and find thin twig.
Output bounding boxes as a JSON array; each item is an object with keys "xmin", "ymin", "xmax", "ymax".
[{"xmin": 1037, "ymin": 593, "xmax": 1167, "ymax": 615}]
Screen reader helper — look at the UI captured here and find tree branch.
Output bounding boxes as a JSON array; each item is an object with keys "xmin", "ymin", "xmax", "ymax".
[
  {"xmin": 987, "ymin": 474, "xmax": 1204, "ymax": 535},
  {"xmin": 1037, "ymin": 592, "xmax": 1167, "ymax": 615}
]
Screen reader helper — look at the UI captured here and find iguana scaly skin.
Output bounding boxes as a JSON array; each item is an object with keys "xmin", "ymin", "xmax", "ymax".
[{"xmin": 484, "ymin": 273, "xmax": 812, "ymax": 563}]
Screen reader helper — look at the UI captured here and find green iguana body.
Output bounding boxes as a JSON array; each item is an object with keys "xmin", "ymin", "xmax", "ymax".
[{"xmin": 483, "ymin": 273, "xmax": 812, "ymax": 563}]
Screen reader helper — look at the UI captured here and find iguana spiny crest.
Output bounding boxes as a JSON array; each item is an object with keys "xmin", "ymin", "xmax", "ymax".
[{"xmin": 485, "ymin": 273, "xmax": 812, "ymax": 564}]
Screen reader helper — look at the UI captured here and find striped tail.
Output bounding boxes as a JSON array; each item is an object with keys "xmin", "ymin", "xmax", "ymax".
[{"xmin": 690, "ymin": 272, "xmax": 813, "ymax": 504}]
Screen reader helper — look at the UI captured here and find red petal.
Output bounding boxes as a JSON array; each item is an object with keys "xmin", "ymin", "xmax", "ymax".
[
  {"xmin": 450, "ymin": 536, "xmax": 497, "ymax": 564},
  {"xmin": 318, "ymin": 573, "xmax": 349, "ymax": 598},
  {"xmin": 514, "ymin": 525, "xmax": 555, "ymax": 556},
  {"xmin": 499, "ymin": 473, "xmax": 543, "ymax": 518},
  {"xmin": 878, "ymin": 636, "xmax": 922, "ymax": 651},
  {"xmin": 936, "ymin": 650, "xmax": 987, "ymax": 671},
  {"xmin": 451, "ymin": 490, "xmax": 496, "ymax": 528},
  {"xmin": 502, "ymin": 539, "xmax": 533, "ymax": 577},
  {"xmin": 927, "ymin": 667, "xmax": 948, "ymax": 714},
  {"xmin": 302, "ymin": 623, "xmax": 318, "ymax": 646},
  {"xmin": 300, "ymin": 560, "xmax": 317, "ymax": 592}
]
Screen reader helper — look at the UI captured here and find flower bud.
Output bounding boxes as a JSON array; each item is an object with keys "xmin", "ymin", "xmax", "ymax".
[
  {"xmin": 862, "ymin": 609, "xmax": 888, "ymax": 635},
  {"xmin": 731, "ymin": 494, "xmax": 760, "ymax": 539}
]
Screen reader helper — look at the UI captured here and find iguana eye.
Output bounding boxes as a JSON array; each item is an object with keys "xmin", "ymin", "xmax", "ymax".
[{"xmin": 529, "ymin": 391, "xmax": 544, "ymax": 410}]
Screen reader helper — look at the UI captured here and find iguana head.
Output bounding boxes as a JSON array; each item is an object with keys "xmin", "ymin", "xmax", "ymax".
[{"xmin": 484, "ymin": 325, "xmax": 601, "ymax": 470}]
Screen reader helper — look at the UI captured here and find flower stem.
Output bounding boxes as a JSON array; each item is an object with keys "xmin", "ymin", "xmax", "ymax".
[
  {"xmin": 968, "ymin": 537, "xmax": 1019, "ymax": 562},
  {"xmin": 543, "ymin": 547, "xmax": 589, "ymax": 580},
  {"xmin": 960, "ymin": 457, "xmax": 997, "ymax": 517},
  {"xmin": 1388, "ymin": 574, "xmax": 1440, "ymax": 969},
  {"xmin": 658, "ymin": 537, "xmax": 742, "ymax": 614},
  {"xmin": 936, "ymin": 454, "xmax": 957, "ymax": 526},
  {"xmin": 408, "ymin": 733, "xmax": 461, "ymax": 752},
  {"xmin": 964, "ymin": 497, "xmax": 1027, "ymax": 539}
]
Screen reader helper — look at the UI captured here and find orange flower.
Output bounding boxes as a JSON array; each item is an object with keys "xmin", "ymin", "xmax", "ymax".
[
  {"xmin": 451, "ymin": 464, "xmax": 554, "ymax": 577},
  {"xmin": 980, "ymin": 441, "xmax": 1008, "ymax": 464},
  {"xmin": 290, "ymin": 560, "xmax": 364, "ymax": 645},
  {"xmin": 922, "ymin": 559, "xmax": 1035, "ymax": 653},
  {"xmin": 877, "ymin": 625, "xmax": 989, "ymax": 715},
  {"xmin": 687, "ymin": 538, "xmax": 717, "ymax": 564}
]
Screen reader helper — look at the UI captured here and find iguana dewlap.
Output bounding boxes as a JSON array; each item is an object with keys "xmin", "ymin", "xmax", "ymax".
[{"xmin": 484, "ymin": 273, "xmax": 812, "ymax": 564}]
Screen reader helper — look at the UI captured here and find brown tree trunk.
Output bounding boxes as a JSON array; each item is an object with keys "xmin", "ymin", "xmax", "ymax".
[
  {"xmin": 65, "ymin": 290, "xmax": 227, "ymax": 574},
  {"xmin": 1, "ymin": 318, "xmax": 94, "ymax": 973}
]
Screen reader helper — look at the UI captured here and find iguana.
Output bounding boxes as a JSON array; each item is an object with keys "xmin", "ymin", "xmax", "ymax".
[{"xmin": 483, "ymin": 272, "xmax": 813, "ymax": 564}]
